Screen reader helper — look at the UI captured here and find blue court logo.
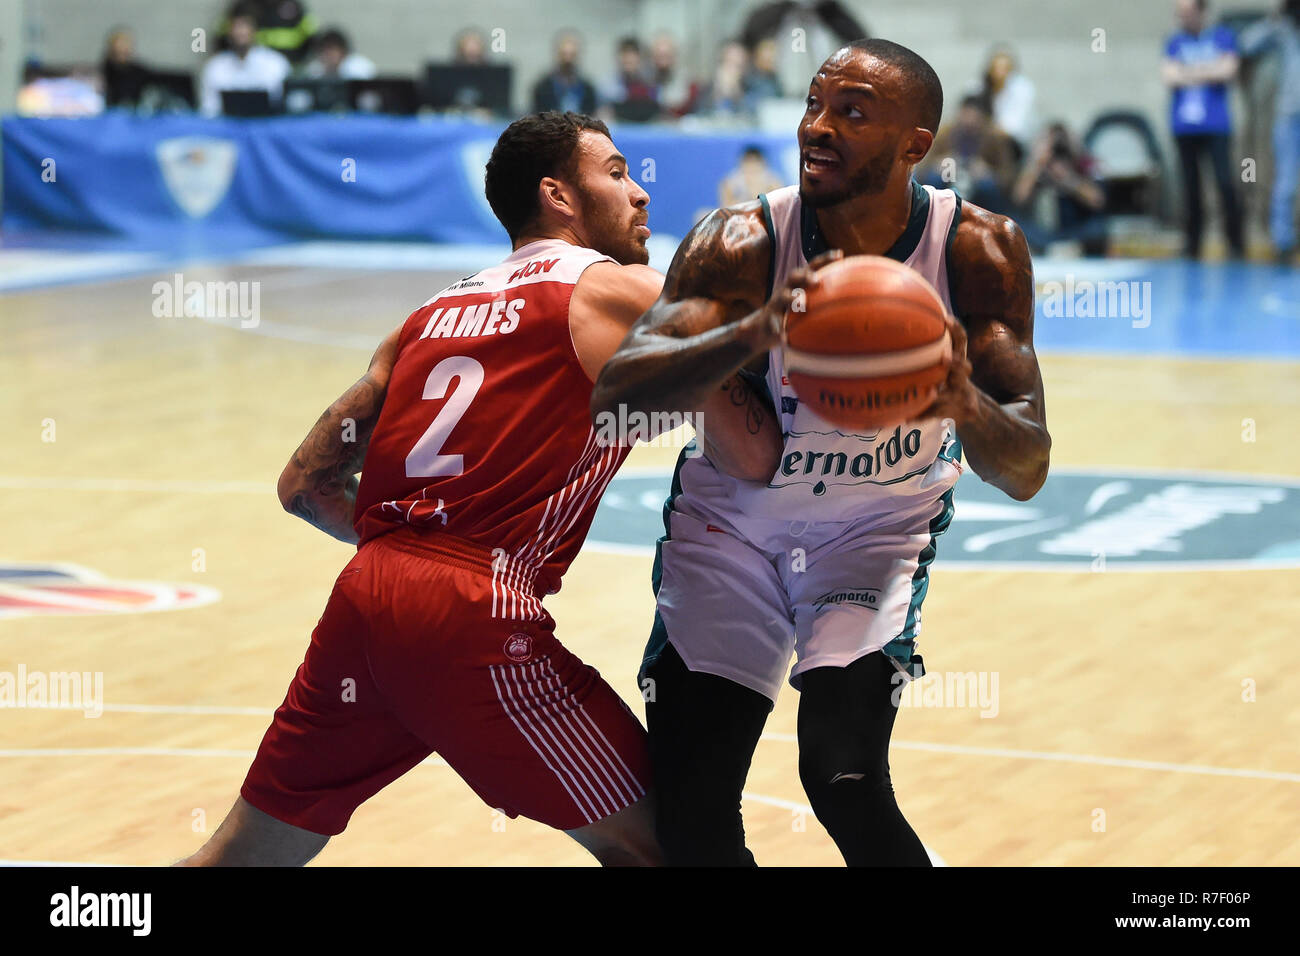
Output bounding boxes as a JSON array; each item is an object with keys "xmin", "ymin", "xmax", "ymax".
[{"xmin": 588, "ymin": 468, "xmax": 1300, "ymax": 570}]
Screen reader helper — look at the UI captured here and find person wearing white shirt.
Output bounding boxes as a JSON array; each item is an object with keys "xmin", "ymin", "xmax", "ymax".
[
  {"xmin": 303, "ymin": 28, "xmax": 377, "ymax": 81},
  {"xmin": 971, "ymin": 46, "xmax": 1037, "ymax": 152},
  {"xmin": 199, "ymin": 10, "xmax": 291, "ymax": 116}
]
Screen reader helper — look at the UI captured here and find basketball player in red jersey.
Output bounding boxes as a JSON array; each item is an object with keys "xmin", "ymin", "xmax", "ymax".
[
  {"xmin": 593, "ymin": 41, "xmax": 1051, "ymax": 865},
  {"xmin": 177, "ymin": 112, "xmax": 782, "ymax": 866}
]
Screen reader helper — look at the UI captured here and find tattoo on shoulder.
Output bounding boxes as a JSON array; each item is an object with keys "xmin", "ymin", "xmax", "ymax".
[
  {"xmin": 664, "ymin": 206, "xmax": 769, "ymax": 306},
  {"xmin": 291, "ymin": 376, "xmax": 384, "ymax": 492}
]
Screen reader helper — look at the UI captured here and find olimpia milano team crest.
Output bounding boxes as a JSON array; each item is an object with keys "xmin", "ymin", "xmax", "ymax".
[{"xmin": 588, "ymin": 468, "xmax": 1300, "ymax": 570}]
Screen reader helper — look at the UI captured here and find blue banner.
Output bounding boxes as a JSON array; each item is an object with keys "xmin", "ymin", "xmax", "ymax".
[{"xmin": 2, "ymin": 113, "xmax": 801, "ymax": 246}]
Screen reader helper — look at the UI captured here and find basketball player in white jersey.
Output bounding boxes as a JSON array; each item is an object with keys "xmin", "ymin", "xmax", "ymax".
[{"xmin": 592, "ymin": 39, "xmax": 1051, "ymax": 865}]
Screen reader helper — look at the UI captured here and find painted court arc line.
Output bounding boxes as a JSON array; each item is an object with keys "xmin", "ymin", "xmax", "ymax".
[{"xmin": 4, "ymin": 468, "xmax": 1299, "ymax": 571}]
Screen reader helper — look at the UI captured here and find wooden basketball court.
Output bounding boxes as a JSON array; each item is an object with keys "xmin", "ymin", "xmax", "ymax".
[{"xmin": 2, "ymin": 250, "xmax": 1298, "ymax": 865}]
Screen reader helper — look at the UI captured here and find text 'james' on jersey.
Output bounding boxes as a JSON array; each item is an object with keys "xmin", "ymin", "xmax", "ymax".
[{"xmin": 415, "ymin": 298, "xmax": 525, "ymax": 340}]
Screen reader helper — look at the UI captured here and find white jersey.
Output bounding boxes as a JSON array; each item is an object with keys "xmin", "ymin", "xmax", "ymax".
[
  {"xmin": 645, "ymin": 182, "xmax": 967, "ymax": 699},
  {"xmin": 676, "ymin": 181, "xmax": 964, "ymax": 540}
]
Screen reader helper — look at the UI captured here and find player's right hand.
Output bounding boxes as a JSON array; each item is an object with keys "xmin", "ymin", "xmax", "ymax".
[{"xmin": 762, "ymin": 248, "xmax": 844, "ymax": 344}]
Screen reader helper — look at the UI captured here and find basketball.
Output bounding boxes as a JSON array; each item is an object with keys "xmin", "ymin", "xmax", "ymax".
[{"xmin": 783, "ymin": 255, "xmax": 953, "ymax": 431}]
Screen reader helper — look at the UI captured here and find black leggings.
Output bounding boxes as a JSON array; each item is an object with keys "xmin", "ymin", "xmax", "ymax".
[
  {"xmin": 797, "ymin": 653, "xmax": 931, "ymax": 867},
  {"xmin": 1175, "ymin": 133, "xmax": 1245, "ymax": 257},
  {"xmin": 644, "ymin": 641, "xmax": 930, "ymax": 866}
]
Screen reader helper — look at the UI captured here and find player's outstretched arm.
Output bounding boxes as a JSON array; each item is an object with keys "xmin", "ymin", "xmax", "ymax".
[
  {"xmin": 276, "ymin": 325, "xmax": 402, "ymax": 543},
  {"xmin": 924, "ymin": 204, "xmax": 1051, "ymax": 501},
  {"xmin": 572, "ymin": 258, "xmax": 776, "ymax": 480},
  {"xmin": 591, "ymin": 206, "xmax": 778, "ymax": 418},
  {"xmin": 590, "ymin": 205, "xmax": 837, "ymax": 480},
  {"xmin": 568, "ymin": 261, "xmax": 666, "ymax": 383}
]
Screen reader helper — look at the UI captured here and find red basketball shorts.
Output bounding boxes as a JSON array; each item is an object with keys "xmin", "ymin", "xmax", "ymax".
[{"xmin": 240, "ymin": 528, "xmax": 650, "ymax": 835}]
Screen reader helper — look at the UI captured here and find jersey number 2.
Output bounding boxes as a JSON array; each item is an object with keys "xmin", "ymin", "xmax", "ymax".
[{"xmin": 404, "ymin": 356, "xmax": 484, "ymax": 478}]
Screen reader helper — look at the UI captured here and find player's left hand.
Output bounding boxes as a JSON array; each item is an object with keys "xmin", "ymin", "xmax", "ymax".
[{"xmin": 919, "ymin": 313, "xmax": 980, "ymax": 425}]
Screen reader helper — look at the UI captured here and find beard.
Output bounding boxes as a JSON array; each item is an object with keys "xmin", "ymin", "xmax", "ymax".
[
  {"xmin": 612, "ymin": 234, "xmax": 650, "ymax": 266},
  {"xmin": 800, "ymin": 147, "xmax": 895, "ymax": 208},
  {"xmin": 579, "ymin": 197, "xmax": 649, "ymax": 265}
]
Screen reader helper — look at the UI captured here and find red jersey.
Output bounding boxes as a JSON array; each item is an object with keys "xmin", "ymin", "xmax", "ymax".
[{"xmin": 354, "ymin": 239, "xmax": 630, "ymax": 614}]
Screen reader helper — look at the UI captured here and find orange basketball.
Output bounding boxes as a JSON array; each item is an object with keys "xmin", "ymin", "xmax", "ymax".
[{"xmin": 784, "ymin": 255, "xmax": 952, "ymax": 431}]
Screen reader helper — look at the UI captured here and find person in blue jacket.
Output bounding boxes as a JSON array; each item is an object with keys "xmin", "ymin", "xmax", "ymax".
[{"xmin": 1162, "ymin": 0, "xmax": 1246, "ymax": 258}]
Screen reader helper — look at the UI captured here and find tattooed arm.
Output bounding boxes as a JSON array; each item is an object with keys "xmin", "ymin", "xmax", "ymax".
[
  {"xmin": 924, "ymin": 204, "xmax": 1050, "ymax": 501},
  {"xmin": 694, "ymin": 373, "xmax": 783, "ymax": 482},
  {"xmin": 595, "ymin": 205, "xmax": 782, "ymax": 415},
  {"xmin": 591, "ymin": 203, "xmax": 838, "ymax": 481},
  {"xmin": 276, "ymin": 326, "xmax": 402, "ymax": 543}
]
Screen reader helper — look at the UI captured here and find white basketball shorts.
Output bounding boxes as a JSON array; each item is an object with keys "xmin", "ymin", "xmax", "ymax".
[{"xmin": 651, "ymin": 491, "xmax": 954, "ymax": 703}]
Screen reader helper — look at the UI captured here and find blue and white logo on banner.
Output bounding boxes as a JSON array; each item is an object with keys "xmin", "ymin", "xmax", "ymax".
[{"xmin": 155, "ymin": 137, "xmax": 239, "ymax": 218}]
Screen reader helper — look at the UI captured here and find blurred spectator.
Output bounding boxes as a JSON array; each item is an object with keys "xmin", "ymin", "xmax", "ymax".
[
  {"xmin": 1162, "ymin": 0, "xmax": 1245, "ymax": 258},
  {"xmin": 601, "ymin": 37, "xmax": 658, "ymax": 120},
  {"xmin": 740, "ymin": 1, "xmax": 869, "ymax": 100},
  {"xmin": 200, "ymin": 5, "xmax": 291, "ymax": 116},
  {"xmin": 237, "ymin": 0, "xmax": 317, "ymax": 65},
  {"xmin": 745, "ymin": 38, "xmax": 784, "ymax": 107},
  {"xmin": 699, "ymin": 41, "xmax": 750, "ymax": 119},
  {"xmin": 454, "ymin": 28, "xmax": 488, "ymax": 65},
  {"xmin": 920, "ymin": 94, "xmax": 1019, "ymax": 214},
  {"xmin": 719, "ymin": 145, "xmax": 785, "ymax": 206},
  {"xmin": 1239, "ymin": 0, "xmax": 1300, "ymax": 262},
  {"xmin": 532, "ymin": 31, "xmax": 597, "ymax": 115},
  {"xmin": 650, "ymin": 33, "xmax": 696, "ymax": 117},
  {"xmin": 1012, "ymin": 122, "xmax": 1108, "ymax": 255},
  {"xmin": 974, "ymin": 45, "xmax": 1036, "ymax": 153},
  {"xmin": 304, "ymin": 27, "xmax": 376, "ymax": 80},
  {"xmin": 101, "ymin": 27, "xmax": 151, "ymax": 107},
  {"xmin": 16, "ymin": 61, "xmax": 103, "ymax": 117}
]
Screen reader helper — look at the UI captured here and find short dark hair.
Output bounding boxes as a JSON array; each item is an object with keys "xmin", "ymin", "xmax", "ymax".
[
  {"xmin": 844, "ymin": 38, "xmax": 944, "ymax": 134},
  {"xmin": 228, "ymin": 2, "xmax": 259, "ymax": 24},
  {"xmin": 484, "ymin": 111, "xmax": 611, "ymax": 240},
  {"xmin": 316, "ymin": 28, "xmax": 349, "ymax": 53},
  {"xmin": 617, "ymin": 37, "xmax": 641, "ymax": 55}
]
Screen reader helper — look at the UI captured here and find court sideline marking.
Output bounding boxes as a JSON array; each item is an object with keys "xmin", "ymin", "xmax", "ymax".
[
  {"xmin": 5, "ymin": 710, "xmax": 1297, "ymax": 784},
  {"xmin": 764, "ymin": 732, "xmax": 1300, "ymax": 783},
  {"xmin": 0, "ymin": 743, "xmax": 948, "ymax": 865}
]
